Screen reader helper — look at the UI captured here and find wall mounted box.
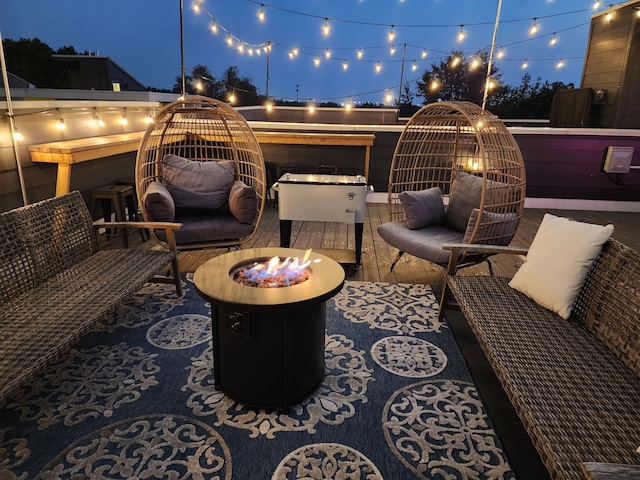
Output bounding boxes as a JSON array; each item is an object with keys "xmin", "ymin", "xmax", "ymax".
[{"xmin": 603, "ymin": 146, "xmax": 634, "ymax": 173}]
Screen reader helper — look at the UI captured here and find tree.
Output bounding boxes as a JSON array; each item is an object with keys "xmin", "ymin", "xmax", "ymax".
[
  {"xmin": 416, "ymin": 50, "xmax": 501, "ymax": 105},
  {"xmin": 172, "ymin": 65, "xmax": 261, "ymax": 105},
  {"xmin": 489, "ymin": 73, "xmax": 575, "ymax": 119},
  {"xmin": 172, "ymin": 64, "xmax": 224, "ymax": 97},
  {"xmin": 219, "ymin": 66, "xmax": 260, "ymax": 106}
]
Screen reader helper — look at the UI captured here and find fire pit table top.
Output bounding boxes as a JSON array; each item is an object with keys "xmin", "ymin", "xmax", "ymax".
[{"xmin": 193, "ymin": 248, "xmax": 345, "ymax": 309}]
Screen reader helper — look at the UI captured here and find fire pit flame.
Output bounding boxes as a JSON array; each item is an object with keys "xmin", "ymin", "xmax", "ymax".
[{"xmin": 233, "ymin": 249, "xmax": 315, "ymax": 288}]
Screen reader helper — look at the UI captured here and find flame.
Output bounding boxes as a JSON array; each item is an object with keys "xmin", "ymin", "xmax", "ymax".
[{"xmin": 240, "ymin": 249, "xmax": 315, "ymax": 287}]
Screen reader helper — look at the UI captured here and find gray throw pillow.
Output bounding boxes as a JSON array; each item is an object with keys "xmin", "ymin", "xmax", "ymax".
[
  {"xmin": 444, "ymin": 172, "xmax": 484, "ymax": 232},
  {"xmin": 462, "ymin": 208, "xmax": 518, "ymax": 245},
  {"xmin": 399, "ymin": 187, "xmax": 446, "ymax": 230},
  {"xmin": 143, "ymin": 181, "xmax": 175, "ymax": 222},
  {"xmin": 228, "ymin": 180, "xmax": 258, "ymax": 224},
  {"xmin": 162, "ymin": 154, "xmax": 235, "ymax": 210}
]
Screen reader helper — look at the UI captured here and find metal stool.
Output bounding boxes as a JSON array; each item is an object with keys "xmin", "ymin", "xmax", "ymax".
[
  {"xmin": 116, "ymin": 178, "xmax": 150, "ymax": 241},
  {"xmin": 90, "ymin": 184, "xmax": 145, "ymax": 246}
]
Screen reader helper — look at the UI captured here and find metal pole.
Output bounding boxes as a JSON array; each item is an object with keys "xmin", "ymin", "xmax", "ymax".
[
  {"xmin": 482, "ymin": 0, "xmax": 502, "ymax": 112},
  {"xmin": 265, "ymin": 42, "xmax": 271, "ymax": 99},
  {"xmin": 0, "ymin": 31, "xmax": 28, "ymax": 205},
  {"xmin": 180, "ymin": 0, "xmax": 186, "ymax": 97},
  {"xmin": 398, "ymin": 43, "xmax": 406, "ymax": 104}
]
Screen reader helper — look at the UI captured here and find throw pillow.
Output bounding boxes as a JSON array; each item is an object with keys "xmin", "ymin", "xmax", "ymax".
[
  {"xmin": 398, "ymin": 187, "xmax": 446, "ymax": 230},
  {"xmin": 462, "ymin": 208, "xmax": 518, "ymax": 245},
  {"xmin": 142, "ymin": 181, "xmax": 175, "ymax": 222},
  {"xmin": 508, "ymin": 214, "xmax": 614, "ymax": 320},
  {"xmin": 444, "ymin": 172, "xmax": 484, "ymax": 232},
  {"xmin": 162, "ymin": 154, "xmax": 235, "ymax": 210},
  {"xmin": 228, "ymin": 180, "xmax": 258, "ymax": 224}
]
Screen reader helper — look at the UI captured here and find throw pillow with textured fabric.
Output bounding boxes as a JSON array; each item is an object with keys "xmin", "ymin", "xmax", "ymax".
[
  {"xmin": 444, "ymin": 172, "xmax": 484, "ymax": 232},
  {"xmin": 228, "ymin": 180, "xmax": 258, "ymax": 224},
  {"xmin": 399, "ymin": 187, "xmax": 446, "ymax": 230},
  {"xmin": 462, "ymin": 208, "xmax": 518, "ymax": 245},
  {"xmin": 143, "ymin": 181, "xmax": 175, "ymax": 222},
  {"xmin": 162, "ymin": 154, "xmax": 235, "ymax": 210},
  {"xmin": 509, "ymin": 214, "xmax": 614, "ymax": 320}
]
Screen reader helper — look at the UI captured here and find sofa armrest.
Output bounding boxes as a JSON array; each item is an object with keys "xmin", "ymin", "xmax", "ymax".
[
  {"xmin": 441, "ymin": 243, "xmax": 529, "ymax": 276},
  {"xmin": 93, "ymin": 221, "xmax": 183, "ymax": 251}
]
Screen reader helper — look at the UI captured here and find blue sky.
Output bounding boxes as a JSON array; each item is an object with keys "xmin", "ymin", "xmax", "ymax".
[{"xmin": 1, "ymin": 0, "xmax": 615, "ymax": 104}]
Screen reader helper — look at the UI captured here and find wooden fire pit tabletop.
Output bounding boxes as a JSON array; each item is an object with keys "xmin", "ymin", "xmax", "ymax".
[{"xmin": 193, "ymin": 248, "xmax": 345, "ymax": 309}]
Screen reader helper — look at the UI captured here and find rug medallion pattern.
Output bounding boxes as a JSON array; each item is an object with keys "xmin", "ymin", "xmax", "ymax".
[{"xmin": 0, "ymin": 278, "xmax": 514, "ymax": 479}]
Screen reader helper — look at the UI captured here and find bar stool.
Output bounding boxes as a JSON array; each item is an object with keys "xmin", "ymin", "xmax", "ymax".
[
  {"xmin": 90, "ymin": 184, "xmax": 145, "ymax": 246},
  {"xmin": 116, "ymin": 178, "xmax": 149, "ymax": 241}
]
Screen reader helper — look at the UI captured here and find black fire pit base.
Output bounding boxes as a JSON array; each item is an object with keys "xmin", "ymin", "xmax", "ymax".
[{"xmin": 212, "ymin": 301, "xmax": 326, "ymax": 411}]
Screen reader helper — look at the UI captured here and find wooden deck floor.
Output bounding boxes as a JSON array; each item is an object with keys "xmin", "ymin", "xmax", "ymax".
[{"xmin": 171, "ymin": 202, "xmax": 640, "ymax": 291}]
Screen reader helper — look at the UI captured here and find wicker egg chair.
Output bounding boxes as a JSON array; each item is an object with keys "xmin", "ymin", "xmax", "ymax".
[
  {"xmin": 136, "ymin": 95, "xmax": 266, "ymax": 250},
  {"xmin": 377, "ymin": 100, "xmax": 526, "ymax": 297}
]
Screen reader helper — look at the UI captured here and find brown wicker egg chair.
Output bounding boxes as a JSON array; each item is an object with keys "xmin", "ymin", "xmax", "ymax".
[
  {"xmin": 136, "ymin": 96, "xmax": 266, "ymax": 250},
  {"xmin": 377, "ymin": 101, "xmax": 526, "ymax": 305}
]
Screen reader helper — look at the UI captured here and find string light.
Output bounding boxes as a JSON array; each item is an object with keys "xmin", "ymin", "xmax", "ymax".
[
  {"xmin": 605, "ymin": 5, "xmax": 613, "ymax": 21},
  {"xmin": 384, "ymin": 92, "xmax": 394, "ymax": 104},
  {"xmin": 144, "ymin": 110, "xmax": 154, "ymax": 124},
  {"xmin": 357, "ymin": 49, "xmax": 364, "ymax": 59},
  {"xmin": 412, "ymin": 61, "xmax": 418, "ymax": 71},
  {"xmin": 210, "ymin": 21, "xmax": 218, "ymax": 33},
  {"xmin": 91, "ymin": 108, "xmax": 104, "ymax": 127},
  {"xmin": 314, "ymin": 56, "xmax": 321, "ymax": 66},
  {"xmin": 118, "ymin": 108, "xmax": 128, "ymax": 125},
  {"xmin": 497, "ymin": 46, "xmax": 505, "ymax": 58},
  {"xmin": 388, "ymin": 25, "xmax": 395, "ymax": 42},
  {"xmin": 458, "ymin": 25, "xmax": 465, "ymax": 42},
  {"xmin": 550, "ymin": 33, "xmax": 557, "ymax": 46},
  {"xmin": 325, "ymin": 48, "xmax": 331, "ymax": 59},
  {"xmin": 323, "ymin": 18, "xmax": 330, "ymax": 36},
  {"xmin": 430, "ymin": 78, "xmax": 440, "ymax": 91},
  {"xmin": 344, "ymin": 102, "xmax": 353, "ymax": 111},
  {"xmin": 226, "ymin": 34, "xmax": 233, "ymax": 46},
  {"xmin": 451, "ymin": 56, "xmax": 461, "ymax": 67},
  {"xmin": 530, "ymin": 18, "xmax": 539, "ymax": 35},
  {"xmin": 258, "ymin": 4, "xmax": 265, "ymax": 22},
  {"xmin": 421, "ymin": 49, "xmax": 428, "ymax": 58},
  {"xmin": 389, "ymin": 45, "xmax": 396, "ymax": 55},
  {"xmin": 593, "ymin": 1, "xmax": 601, "ymax": 9},
  {"xmin": 342, "ymin": 60, "xmax": 349, "ymax": 70},
  {"xmin": 522, "ymin": 60, "xmax": 529, "ymax": 69},
  {"xmin": 265, "ymin": 101, "xmax": 274, "ymax": 111},
  {"xmin": 307, "ymin": 102, "xmax": 316, "ymax": 113},
  {"xmin": 470, "ymin": 57, "xmax": 480, "ymax": 70},
  {"xmin": 375, "ymin": 62, "xmax": 382, "ymax": 73},
  {"xmin": 13, "ymin": 125, "xmax": 24, "ymax": 142},
  {"xmin": 229, "ymin": 92, "xmax": 236, "ymax": 104},
  {"xmin": 556, "ymin": 58, "xmax": 565, "ymax": 69}
]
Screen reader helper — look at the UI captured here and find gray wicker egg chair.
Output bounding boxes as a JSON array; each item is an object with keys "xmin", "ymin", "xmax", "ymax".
[
  {"xmin": 378, "ymin": 100, "xmax": 526, "ymax": 283},
  {"xmin": 136, "ymin": 95, "xmax": 266, "ymax": 250}
]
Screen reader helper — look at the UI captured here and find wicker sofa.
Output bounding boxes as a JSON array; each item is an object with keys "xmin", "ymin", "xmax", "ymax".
[
  {"xmin": 0, "ymin": 191, "xmax": 182, "ymax": 408},
  {"xmin": 441, "ymin": 239, "xmax": 640, "ymax": 480}
]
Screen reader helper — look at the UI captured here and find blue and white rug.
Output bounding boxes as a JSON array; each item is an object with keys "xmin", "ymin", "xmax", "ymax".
[{"xmin": 0, "ymin": 276, "xmax": 515, "ymax": 479}]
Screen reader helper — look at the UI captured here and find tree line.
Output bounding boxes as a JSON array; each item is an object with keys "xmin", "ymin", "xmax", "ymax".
[{"xmin": 4, "ymin": 38, "xmax": 574, "ymax": 118}]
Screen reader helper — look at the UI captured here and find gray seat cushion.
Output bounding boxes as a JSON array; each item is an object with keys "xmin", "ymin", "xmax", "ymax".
[{"xmin": 377, "ymin": 221, "xmax": 464, "ymax": 266}]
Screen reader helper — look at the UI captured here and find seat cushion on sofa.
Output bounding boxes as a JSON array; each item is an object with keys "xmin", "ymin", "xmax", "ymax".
[
  {"xmin": 229, "ymin": 181, "xmax": 258, "ymax": 225},
  {"xmin": 162, "ymin": 154, "xmax": 235, "ymax": 210},
  {"xmin": 377, "ymin": 221, "xmax": 464, "ymax": 266},
  {"xmin": 399, "ymin": 187, "xmax": 446, "ymax": 230},
  {"xmin": 143, "ymin": 181, "xmax": 175, "ymax": 222},
  {"xmin": 462, "ymin": 208, "xmax": 518, "ymax": 245},
  {"xmin": 155, "ymin": 212, "xmax": 254, "ymax": 245}
]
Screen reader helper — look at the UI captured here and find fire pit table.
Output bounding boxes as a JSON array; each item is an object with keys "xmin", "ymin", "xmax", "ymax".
[{"xmin": 194, "ymin": 247, "xmax": 345, "ymax": 411}]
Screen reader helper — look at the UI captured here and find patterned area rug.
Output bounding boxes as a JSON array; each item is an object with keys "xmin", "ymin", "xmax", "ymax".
[{"xmin": 0, "ymin": 276, "xmax": 515, "ymax": 479}]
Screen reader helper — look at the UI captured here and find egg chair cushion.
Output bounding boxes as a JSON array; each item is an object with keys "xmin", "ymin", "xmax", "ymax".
[
  {"xmin": 229, "ymin": 180, "xmax": 258, "ymax": 225},
  {"xmin": 143, "ymin": 181, "xmax": 175, "ymax": 222},
  {"xmin": 162, "ymin": 154, "xmax": 235, "ymax": 211},
  {"xmin": 154, "ymin": 212, "xmax": 255, "ymax": 245},
  {"xmin": 462, "ymin": 208, "xmax": 519, "ymax": 245},
  {"xmin": 399, "ymin": 187, "xmax": 446, "ymax": 230},
  {"xmin": 444, "ymin": 172, "xmax": 484, "ymax": 232},
  {"xmin": 377, "ymin": 221, "xmax": 465, "ymax": 266}
]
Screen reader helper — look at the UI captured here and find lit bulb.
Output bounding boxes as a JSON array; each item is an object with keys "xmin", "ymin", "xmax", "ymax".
[
  {"xmin": 593, "ymin": 1, "xmax": 601, "ymax": 9},
  {"xmin": 556, "ymin": 59, "xmax": 565, "ymax": 69},
  {"xmin": 195, "ymin": 80, "xmax": 203, "ymax": 91},
  {"xmin": 522, "ymin": 60, "xmax": 529, "ymax": 69},
  {"xmin": 55, "ymin": 109, "xmax": 66, "ymax": 130},
  {"xmin": 192, "ymin": 2, "xmax": 200, "ymax": 13},
  {"xmin": 210, "ymin": 22, "xmax": 218, "ymax": 34},
  {"xmin": 119, "ymin": 109, "xmax": 128, "ymax": 125},
  {"xmin": 470, "ymin": 58, "xmax": 480, "ymax": 70},
  {"xmin": 357, "ymin": 49, "xmax": 363, "ymax": 59},
  {"xmin": 497, "ymin": 47, "xmax": 505, "ymax": 58},
  {"xmin": 430, "ymin": 79, "xmax": 440, "ymax": 91},
  {"xmin": 325, "ymin": 49, "xmax": 331, "ymax": 59},
  {"xmin": 238, "ymin": 44, "xmax": 244, "ymax": 53},
  {"xmin": 248, "ymin": 48, "xmax": 254, "ymax": 56},
  {"xmin": 388, "ymin": 26, "xmax": 395, "ymax": 42},
  {"xmin": 605, "ymin": 8, "xmax": 613, "ymax": 21},
  {"xmin": 390, "ymin": 46, "xmax": 396, "ymax": 55},
  {"xmin": 451, "ymin": 56, "xmax": 460, "ymax": 67},
  {"xmin": 314, "ymin": 56, "xmax": 321, "ymax": 66},
  {"xmin": 385, "ymin": 92, "xmax": 393, "ymax": 104},
  {"xmin": 530, "ymin": 18, "xmax": 538, "ymax": 35},
  {"xmin": 258, "ymin": 5, "xmax": 265, "ymax": 22},
  {"xmin": 226, "ymin": 35, "xmax": 233, "ymax": 46},
  {"xmin": 412, "ymin": 61, "xmax": 418, "ymax": 71},
  {"xmin": 323, "ymin": 19, "xmax": 330, "ymax": 36},
  {"xmin": 458, "ymin": 25, "xmax": 465, "ymax": 42},
  {"xmin": 229, "ymin": 93, "xmax": 236, "ymax": 104},
  {"xmin": 422, "ymin": 49, "xmax": 428, "ymax": 58},
  {"xmin": 266, "ymin": 101, "xmax": 273, "ymax": 112},
  {"xmin": 375, "ymin": 62, "xmax": 382, "ymax": 73},
  {"xmin": 13, "ymin": 128, "xmax": 24, "ymax": 142},
  {"xmin": 144, "ymin": 113, "xmax": 154, "ymax": 124},
  {"xmin": 550, "ymin": 34, "xmax": 557, "ymax": 45},
  {"xmin": 342, "ymin": 60, "xmax": 348, "ymax": 70},
  {"xmin": 345, "ymin": 102, "xmax": 352, "ymax": 111},
  {"xmin": 487, "ymin": 79, "xmax": 496, "ymax": 90},
  {"xmin": 308, "ymin": 103, "xmax": 315, "ymax": 113}
]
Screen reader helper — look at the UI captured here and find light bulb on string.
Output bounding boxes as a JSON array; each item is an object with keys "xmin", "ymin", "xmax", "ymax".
[
  {"xmin": 325, "ymin": 49, "xmax": 331, "ymax": 59},
  {"xmin": 228, "ymin": 92, "xmax": 236, "ymax": 104},
  {"xmin": 375, "ymin": 62, "xmax": 382, "ymax": 73},
  {"xmin": 451, "ymin": 56, "xmax": 461, "ymax": 67},
  {"xmin": 384, "ymin": 92, "xmax": 394, "ymax": 104},
  {"xmin": 556, "ymin": 58, "xmax": 565, "ymax": 69},
  {"xmin": 314, "ymin": 56, "xmax": 321, "ymax": 66},
  {"xmin": 13, "ymin": 125, "xmax": 24, "ymax": 142},
  {"xmin": 422, "ymin": 49, "xmax": 428, "ymax": 58},
  {"xmin": 430, "ymin": 78, "xmax": 440, "ymax": 91},
  {"xmin": 605, "ymin": 5, "xmax": 613, "ymax": 21},
  {"xmin": 191, "ymin": 1, "xmax": 200, "ymax": 13},
  {"xmin": 226, "ymin": 34, "xmax": 233, "ymax": 46},
  {"xmin": 92, "ymin": 108, "xmax": 104, "ymax": 127},
  {"xmin": 258, "ymin": 5, "xmax": 265, "ymax": 22},
  {"xmin": 307, "ymin": 102, "xmax": 316, "ymax": 114},
  {"xmin": 144, "ymin": 110, "xmax": 154, "ymax": 124},
  {"xmin": 390, "ymin": 45, "xmax": 396, "ymax": 55},
  {"xmin": 458, "ymin": 25, "xmax": 465, "ymax": 42},
  {"xmin": 118, "ymin": 108, "xmax": 128, "ymax": 125},
  {"xmin": 497, "ymin": 46, "xmax": 505, "ymax": 58},
  {"xmin": 237, "ymin": 44, "xmax": 245, "ymax": 53},
  {"xmin": 265, "ymin": 101, "xmax": 274, "ymax": 112},
  {"xmin": 530, "ymin": 18, "xmax": 539, "ymax": 35},
  {"xmin": 522, "ymin": 60, "xmax": 529, "ymax": 69},
  {"xmin": 342, "ymin": 60, "xmax": 348, "ymax": 70},
  {"xmin": 470, "ymin": 57, "xmax": 480, "ymax": 70},
  {"xmin": 593, "ymin": 1, "xmax": 601, "ymax": 9},
  {"xmin": 210, "ymin": 21, "xmax": 218, "ymax": 34},
  {"xmin": 344, "ymin": 102, "xmax": 353, "ymax": 112},
  {"xmin": 550, "ymin": 33, "xmax": 557, "ymax": 46},
  {"xmin": 388, "ymin": 25, "xmax": 395, "ymax": 42},
  {"xmin": 357, "ymin": 49, "xmax": 364, "ymax": 59},
  {"xmin": 412, "ymin": 61, "xmax": 418, "ymax": 71},
  {"xmin": 323, "ymin": 18, "xmax": 330, "ymax": 36}
]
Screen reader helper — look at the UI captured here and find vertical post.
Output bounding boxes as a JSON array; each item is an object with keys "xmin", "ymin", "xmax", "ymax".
[
  {"xmin": 482, "ymin": 0, "xmax": 502, "ymax": 112},
  {"xmin": 0, "ymin": 31, "xmax": 28, "ymax": 205},
  {"xmin": 398, "ymin": 43, "xmax": 406, "ymax": 105},
  {"xmin": 265, "ymin": 41, "xmax": 271, "ymax": 99},
  {"xmin": 179, "ymin": 0, "xmax": 186, "ymax": 97}
]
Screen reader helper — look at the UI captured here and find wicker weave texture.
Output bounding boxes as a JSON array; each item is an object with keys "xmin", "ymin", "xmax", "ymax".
[
  {"xmin": 448, "ymin": 239, "xmax": 640, "ymax": 480},
  {"xmin": 388, "ymin": 101, "xmax": 526, "ymax": 246},
  {"xmin": 136, "ymin": 96, "xmax": 266, "ymax": 249},
  {"xmin": 0, "ymin": 192, "xmax": 178, "ymax": 407}
]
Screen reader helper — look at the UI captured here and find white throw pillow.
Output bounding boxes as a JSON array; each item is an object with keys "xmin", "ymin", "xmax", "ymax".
[{"xmin": 508, "ymin": 214, "xmax": 614, "ymax": 320}]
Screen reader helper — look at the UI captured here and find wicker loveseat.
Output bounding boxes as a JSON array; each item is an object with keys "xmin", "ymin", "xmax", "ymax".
[
  {"xmin": 442, "ymin": 238, "xmax": 640, "ymax": 479},
  {"xmin": 0, "ymin": 191, "xmax": 182, "ymax": 407}
]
